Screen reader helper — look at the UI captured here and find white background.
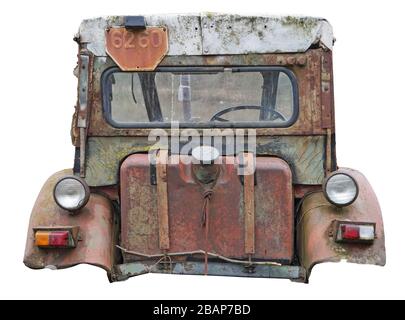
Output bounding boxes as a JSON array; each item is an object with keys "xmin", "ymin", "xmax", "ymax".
[{"xmin": 0, "ymin": 0, "xmax": 404, "ymax": 300}]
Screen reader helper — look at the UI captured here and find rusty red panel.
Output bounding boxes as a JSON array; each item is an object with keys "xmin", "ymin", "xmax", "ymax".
[
  {"xmin": 156, "ymin": 150, "xmax": 170, "ymax": 250},
  {"xmin": 87, "ymin": 49, "xmax": 328, "ymax": 138},
  {"xmin": 320, "ymin": 50, "xmax": 335, "ymax": 129},
  {"xmin": 24, "ymin": 170, "xmax": 115, "ymax": 272},
  {"xmin": 294, "ymin": 184, "xmax": 322, "ymax": 198},
  {"xmin": 297, "ymin": 168, "xmax": 386, "ymax": 278},
  {"xmin": 120, "ymin": 155, "xmax": 294, "ymax": 263},
  {"xmin": 243, "ymin": 153, "xmax": 255, "ymax": 255},
  {"xmin": 105, "ymin": 27, "xmax": 168, "ymax": 71}
]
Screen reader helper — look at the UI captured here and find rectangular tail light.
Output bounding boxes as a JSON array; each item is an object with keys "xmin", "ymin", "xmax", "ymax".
[
  {"xmin": 335, "ymin": 221, "xmax": 376, "ymax": 243},
  {"xmin": 34, "ymin": 227, "xmax": 78, "ymax": 248}
]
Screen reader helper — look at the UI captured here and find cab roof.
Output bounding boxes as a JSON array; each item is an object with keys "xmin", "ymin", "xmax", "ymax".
[{"xmin": 78, "ymin": 13, "xmax": 334, "ymax": 57}]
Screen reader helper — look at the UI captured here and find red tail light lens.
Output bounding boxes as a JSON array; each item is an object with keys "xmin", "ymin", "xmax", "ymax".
[
  {"xmin": 49, "ymin": 231, "xmax": 70, "ymax": 246},
  {"xmin": 335, "ymin": 222, "xmax": 375, "ymax": 243},
  {"xmin": 341, "ymin": 225, "xmax": 360, "ymax": 240},
  {"xmin": 35, "ymin": 229, "xmax": 77, "ymax": 248}
]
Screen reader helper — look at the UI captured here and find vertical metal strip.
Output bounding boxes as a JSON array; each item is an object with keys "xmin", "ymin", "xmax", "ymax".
[
  {"xmin": 79, "ymin": 128, "xmax": 86, "ymax": 177},
  {"xmin": 77, "ymin": 55, "xmax": 90, "ymax": 177},
  {"xmin": 77, "ymin": 55, "xmax": 90, "ymax": 128},
  {"xmin": 244, "ymin": 152, "xmax": 255, "ymax": 255},
  {"xmin": 156, "ymin": 150, "xmax": 170, "ymax": 250},
  {"xmin": 326, "ymin": 128, "xmax": 333, "ymax": 173},
  {"xmin": 321, "ymin": 52, "xmax": 333, "ymax": 129}
]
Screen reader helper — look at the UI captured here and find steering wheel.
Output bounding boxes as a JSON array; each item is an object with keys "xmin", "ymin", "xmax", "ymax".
[{"xmin": 210, "ymin": 105, "xmax": 287, "ymax": 122}]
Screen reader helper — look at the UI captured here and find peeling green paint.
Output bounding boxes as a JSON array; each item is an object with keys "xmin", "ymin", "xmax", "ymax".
[{"xmin": 85, "ymin": 136, "xmax": 325, "ymax": 187}]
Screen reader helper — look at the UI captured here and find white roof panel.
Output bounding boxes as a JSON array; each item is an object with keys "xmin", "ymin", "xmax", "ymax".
[{"xmin": 78, "ymin": 13, "xmax": 334, "ymax": 57}]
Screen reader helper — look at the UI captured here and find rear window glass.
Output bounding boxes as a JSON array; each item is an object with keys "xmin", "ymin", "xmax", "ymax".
[{"xmin": 102, "ymin": 67, "xmax": 298, "ymax": 128}]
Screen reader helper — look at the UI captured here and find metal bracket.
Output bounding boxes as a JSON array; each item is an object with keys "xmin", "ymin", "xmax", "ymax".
[
  {"xmin": 156, "ymin": 150, "xmax": 170, "ymax": 251},
  {"xmin": 77, "ymin": 55, "xmax": 90, "ymax": 178},
  {"xmin": 77, "ymin": 55, "xmax": 89, "ymax": 128},
  {"xmin": 73, "ymin": 147, "xmax": 81, "ymax": 175},
  {"xmin": 243, "ymin": 152, "xmax": 255, "ymax": 256},
  {"xmin": 124, "ymin": 16, "xmax": 146, "ymax": 30},
  {"xmin": 243, "ymin": 264, "xmax": 256, "ymax": 274},
  {"xmin": 239, "ymin": 173, "xmax": 257, "ymax": 186},
  {"xmin": 150, "ymin": 163, "xmax": 157, "ymax": 185}
]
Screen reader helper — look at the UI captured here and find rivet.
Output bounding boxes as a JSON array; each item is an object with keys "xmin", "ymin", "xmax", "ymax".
[
  {"xmin": 287, "ymin": 57, "xmax": 296, "ymax": 65},
  {"xmin": 297, "ymin": 56, "xmax": 307, "ymax": 66}
]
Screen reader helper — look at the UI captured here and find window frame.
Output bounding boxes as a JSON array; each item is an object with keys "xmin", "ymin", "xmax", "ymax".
[{"xmin": 101, "ymin": 66, "xmax": 299, "ymax": 128}]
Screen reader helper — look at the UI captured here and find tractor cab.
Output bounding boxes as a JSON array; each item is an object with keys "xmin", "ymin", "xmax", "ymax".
[{"xmin": 24, "ymin": 14, "xmax": 385, "ymax": 282}]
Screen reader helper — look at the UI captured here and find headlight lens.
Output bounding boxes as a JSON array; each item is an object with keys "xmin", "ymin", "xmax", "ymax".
[
  {"xmin": 53, "ymin": 176, "xmax": 90, "ymax": 211},
  {"xmin": 324, "ymin": 173, "xmax": 358, "ymax": 207}
]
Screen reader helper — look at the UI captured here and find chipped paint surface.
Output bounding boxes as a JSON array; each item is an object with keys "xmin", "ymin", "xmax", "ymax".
[
  {"xmin": 257, "ymin": 135, "xmax": 325, "ymax": 185},
  {"xmin": 85, "ymin": 137, "xmax": 156, "ymax": 186},
  {"xmin": 23, "ymin": 13, "xmax": 387, "ymax": 283},
  {"xmin": 23, "ymin": 170, "xmax": 115, "ymax": 273},
  {"xmin": 120, "ymin": 154, "xmax": 294, "ymax": 263},
  {"xmin": 84, "ymin": 135, "xmax": 325, "ymax": 187},
  {"xmin": 78, "ymin": 13, "xmax": 334, "ymax": 57},
  {"xmin": 87, "ymin": 49, "xmax": 328, "ymax": 137},
  {"xmin": 114, "ymin": 261, "xmax": 306, "ymax": 281},
  {"xmin": 146, "ymin": 14, "xmax": 202, "ymax": 55},
  {"xmin": 201, "ymin": 14, "xmax": 334, "ymax": 54},
  {"xmin": 105, "ymin": 27, "xmax": 169, "ymax": 71},
  {"xmin": 297, "ymin": 168, "xmax": 386, "ymax": 280}
]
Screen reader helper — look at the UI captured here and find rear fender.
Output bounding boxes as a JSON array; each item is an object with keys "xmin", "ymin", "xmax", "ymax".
[
  {"xmin": 297, "ymin": 168, "xmax": 386, "ymax": 280},
  {"xmin": 23, "ymin": 170, "xmax": 116, "ymax": 277}
]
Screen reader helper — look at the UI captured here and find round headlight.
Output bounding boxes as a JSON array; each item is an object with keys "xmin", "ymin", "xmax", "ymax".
[
  {"xmin": 323, "ymin": 173, "xmax": 359, "ymax": 207},
  {"xmin": 53, "ymin": 176, "xmax": 90, "ymax": 211}
]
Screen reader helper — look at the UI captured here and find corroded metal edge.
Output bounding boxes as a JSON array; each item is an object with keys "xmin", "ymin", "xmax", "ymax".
[
  {"xmin": 84, "ymin": 135, "xmax": 325, "ymax": 186},
  {"xmin": 87, "ymin": 49, "xmax": 331, "ymax": 137},
  {"xmin": 78, "ymin": 14, "xmax": 334, "ymax": 57},
  {"xmin": 297, "ymin": 168, "xmax": 386, "ymax": 281},
  {"xmin": 113, "ymin": 261, "xmax": 306, "ymax": 282},
  {"xmin": 105, "ymin": 27, "xmax": 169, "ymax": 71},
  {"xmin": 23, "ymin": 169, "xmax": 116, "ymax": 276}
]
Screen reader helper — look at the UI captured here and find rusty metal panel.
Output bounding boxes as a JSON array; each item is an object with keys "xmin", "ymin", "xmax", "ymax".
[
  {"xmin": 255, "ymin": 157, "xmax": 294, "ymax": 261},
  {"xmin": 114, "ymin": 261, "xmax": 306, "ymax": 281},
  {"xmin": 84, "ymin": 50, "xmax": 328, "ymax": 186},
  {"xmin": 77, "ymin": 55, "xmax": 89, "ymax": 128},
  {"xmin": 24, "ymin": 170, "xmax": 115, "ymax": 273},
  {"xmin": 85, "ymin": 136, "xmax": 156, "ymax": 186},
  {"xmin": 105, "ymin": 27, "xmax": 168, "ymax": 71},
  {"xmin": 78, "ymin": 14, "xmax": 333, "ymax": 57},
  {"xmin": 120, "ymin": 154, "xmax": 294, "ymax": 263},
  {"xmin": 321, "ymin": 51, "xmax": 335, "ymax": 129},
  {"xmin": 84, "ymin": 135, "xmax": 325, "ymax": 187},
  {"xmin": 297, "ymin": 168, "xmax": 386, "ymax": 280},
  {"xmin": 257, "ymin": 135, "xmax": 326, "ymax": 185},
  {"xmin": 145, "ymin": 14, "xmax": 202, "ymax": 55},
  {"xmin": 79, "ymin": 17, "xmax": 114, "ymax": 56},
  {"xmin": 294, "ymin": 184, "xmax": 322, "ymax": 198},
  {"xmin": 243, "ymin": 153, "xmax": 255, "ymax": 255},
  {"xmin": 87, "ymin": 50, "xmax": 325, "ymax": 137},
  {"xmin": 156, "ymin": 150, "xmax": 170, "ymax": 250},
  {"xmin": 79, "ymin": 15, "xmax": 202, "ymax": 57},
  {"xmin": 200, "ymin": 14, "xmax": 334, "ymax": 55}
]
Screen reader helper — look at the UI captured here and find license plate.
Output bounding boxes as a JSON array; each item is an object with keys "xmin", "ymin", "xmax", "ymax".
[{"xmin": 105, "ymin": 27, "xmax": 168, "ymax": 71}]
